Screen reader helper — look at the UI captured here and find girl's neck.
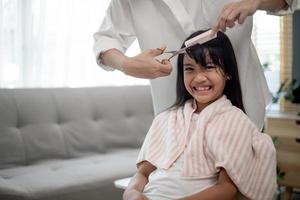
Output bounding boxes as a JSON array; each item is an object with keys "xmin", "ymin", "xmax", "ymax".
[
  {"xmin": 195, "ymin": 103, "xmax": 209, "ymax": 113},
  {"xmin": 194, "ymin": 95, "xmax": 224, "ymax": 113}
]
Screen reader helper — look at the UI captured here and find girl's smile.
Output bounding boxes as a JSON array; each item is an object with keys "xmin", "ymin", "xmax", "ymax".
[{"xmin": 192, "ymin": 85, "xmax": 212, "ymax": 94}]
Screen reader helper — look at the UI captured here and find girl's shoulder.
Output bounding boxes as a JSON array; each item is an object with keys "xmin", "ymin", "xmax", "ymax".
[
  {"xmin": 227, "ymin": 105, "xmax": 248, "ymax": 118},
  {"xmin": 205, "ymin": 105, "xmax": 266, "ymax": 151},
  {"xmin": 222, "ymin": 105, "xmax": 251, "ymax": 120},
  {"xmin": 209, "ymin": 105, "xmax": 258, "ymax": 131}
]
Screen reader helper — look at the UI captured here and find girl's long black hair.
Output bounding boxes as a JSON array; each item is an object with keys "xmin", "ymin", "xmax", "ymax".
[{"xmin": 173, "ymin": 30, "xmax": 245, "ymax": 112}]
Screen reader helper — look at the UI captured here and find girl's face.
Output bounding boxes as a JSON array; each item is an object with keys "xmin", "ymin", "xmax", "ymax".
[{"xmin": 183, "ymin": 53, "xmax": 227, "ymax": 112}]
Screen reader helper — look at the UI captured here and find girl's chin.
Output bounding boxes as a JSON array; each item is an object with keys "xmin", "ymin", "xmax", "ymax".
[
  {"xmin": 193, "ymin": 94, "xmax": 216, "ymax": 103},
  {"xmin": 192, "ymin": 91, "xmax": 214, "ymax": 98},
  {"xmin": 195, "ymin": 98, "xmax": 212, "ymax": 104}
]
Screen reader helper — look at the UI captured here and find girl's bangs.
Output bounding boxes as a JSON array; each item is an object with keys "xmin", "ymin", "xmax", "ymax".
[{"xmin": 185, "ymin": 39, "xmax": 224, "ymax": 68}]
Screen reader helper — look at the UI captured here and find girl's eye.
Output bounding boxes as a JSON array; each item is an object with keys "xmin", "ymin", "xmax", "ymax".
[
  {"xmin": 184, "ymin": 66, "xmax": 194, "ymax": 71},
  {"xmin": 205, "ymin": 63, "xmax": 217, "ymax": 70}
]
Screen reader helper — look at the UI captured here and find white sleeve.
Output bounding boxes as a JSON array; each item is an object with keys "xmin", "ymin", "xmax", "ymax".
[
  {"xmin": 267, "ymin": 0, "xmax": 299, "ymax": 15},
  {"xmin": 93, "ymin": 0, "xmax": 136, "ymax": 71}
]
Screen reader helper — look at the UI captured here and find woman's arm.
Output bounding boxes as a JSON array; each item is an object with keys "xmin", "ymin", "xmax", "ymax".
[
  {"xmin": 123, "ymin": 161, "xmax": 156, "ymax": 200},
  {"xmin": 257, "ymin": 0, "xmax": 289, "ymax": 11},
  {"xmin": 100, "ymin": 47, "xmax": 172, "ymax": 79},
  {"xmin": 177, "ymin": 168, "xmax": 238, "ymax": 200}
]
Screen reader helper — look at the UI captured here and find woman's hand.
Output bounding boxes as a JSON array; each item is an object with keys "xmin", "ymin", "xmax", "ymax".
[
  {"xmin": 123, "ymin": 189, "xmax": 148, "ymax": 200},
  {"xmin": 122, "ymin": 46, "xmax": 172, "ymax": 79},
  {"xmin": 211, "ymin": 0, "xmax": 288, "ymax": 34},
  {"xmin": 212, "ymin": 0, "xmax": 260, "ymax": 33}
]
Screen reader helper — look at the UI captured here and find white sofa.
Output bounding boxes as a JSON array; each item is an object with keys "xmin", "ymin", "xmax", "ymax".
[{"xmin": 0, "ymin": 86, "xmax": 154, "ymax": 200}]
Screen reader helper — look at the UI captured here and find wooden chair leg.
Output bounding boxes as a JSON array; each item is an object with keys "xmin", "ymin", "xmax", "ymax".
[{"xmin": 284, "ymin": 187, "xmax": 293, "ymax": 200}]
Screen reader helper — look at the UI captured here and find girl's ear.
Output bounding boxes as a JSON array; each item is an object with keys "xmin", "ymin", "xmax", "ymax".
[{"xmin": 226, "ymin": 75, "xmax": 232, "ymax": 80}]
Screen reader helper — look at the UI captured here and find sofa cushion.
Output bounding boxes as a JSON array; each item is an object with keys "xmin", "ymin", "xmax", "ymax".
[
  {"xmin": 0, "ymin": 127, "xmax": 25, "ymax": 169},
  {"xmin": 85, "ymin": 87, "xmax": 154, "ymax": 150},
  {"xmin": 0, "ymin": 86, "xmax": 153, "ymax": 168},
  {"xmin": 0, "ymin": 91, "xmax": 26, "ymax": 168},
  {"xmin": 0, "ymin": 149, "xmax": 139, "ymax": 200}
]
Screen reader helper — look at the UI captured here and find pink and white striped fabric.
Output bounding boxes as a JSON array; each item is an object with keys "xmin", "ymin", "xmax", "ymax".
[{"xmin": 137, "ymin": 95, "xmax": 277, "ymax": 200}]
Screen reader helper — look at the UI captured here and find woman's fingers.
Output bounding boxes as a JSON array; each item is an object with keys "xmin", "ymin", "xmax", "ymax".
[
  {"xmin": 218, "ymin": 6, "xmax": 234, "ymax": 32},
  {"xmin": 212, "ymin": 0, "xmax": 258, "ymax": 32},
  {"xmin": 238, "ymin": 11, "xmax": 249, "ymax": 24},
  {"xmin": 159, "ymin": 59, "xmax": 172, "ymax": 74},
  {"xmin": 148, "ymin": 45, "xmax": 166, "ymax": 57},
  {"xmin": 226, "ymin": 7, "xmax": 241, "ymax": 26}
]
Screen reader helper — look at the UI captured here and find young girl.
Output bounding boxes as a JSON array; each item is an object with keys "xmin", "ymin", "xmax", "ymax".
[{"xmin": 123, "ymin": 30, "xmax": 277, "ymax": 200}]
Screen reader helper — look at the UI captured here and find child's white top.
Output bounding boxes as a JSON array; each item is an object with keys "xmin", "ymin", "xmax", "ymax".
[
  {"xmin": 143, "ymin": 113, "xmax": 217, "ymax": 200},
  {"xmin": 137, "ymin": 95, "xmax": 277, "ymax": 200}
]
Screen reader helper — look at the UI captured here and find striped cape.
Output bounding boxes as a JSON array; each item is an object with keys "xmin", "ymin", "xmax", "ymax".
[{"xmin": 136, "ymin": 95, "xmax": 277, "ymax": 200}]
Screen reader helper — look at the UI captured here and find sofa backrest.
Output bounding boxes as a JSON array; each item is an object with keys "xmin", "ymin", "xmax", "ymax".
[{"xmin": 0, "ymin": 86, "xmax": 154, "ymax": 169}]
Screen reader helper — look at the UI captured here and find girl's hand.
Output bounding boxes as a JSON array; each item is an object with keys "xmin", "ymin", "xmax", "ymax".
[{"xmin": 123, "ymin": 189, "xmax": 148, "ymax": 200}]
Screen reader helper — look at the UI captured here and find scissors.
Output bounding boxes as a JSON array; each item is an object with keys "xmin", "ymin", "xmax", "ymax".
[
  {"xmin": 162, "ymin": 29, "xmax": 217, "ymax": 61},
  {"xmin": 163, "ymin": 46, "xmax": 190, "ymax": 61}
]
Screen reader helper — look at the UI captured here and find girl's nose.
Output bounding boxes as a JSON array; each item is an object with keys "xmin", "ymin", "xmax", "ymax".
[{"xmin": 194, "ymin": 71, "xmax": 208, "ymax": 82}]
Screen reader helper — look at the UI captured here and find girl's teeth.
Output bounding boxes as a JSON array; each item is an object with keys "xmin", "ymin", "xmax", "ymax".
[{"xmin": 195, "ymin": 86, "xmax": 210, "ymax": 91}]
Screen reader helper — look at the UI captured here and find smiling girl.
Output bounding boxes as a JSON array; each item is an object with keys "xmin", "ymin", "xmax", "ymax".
[{"xmin": 123, "ymin": 30, "xmax": 277, "ymax": 200}]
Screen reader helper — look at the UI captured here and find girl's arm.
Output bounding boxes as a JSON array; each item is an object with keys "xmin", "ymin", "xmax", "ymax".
[
  {"xmin": 178, "ymin": 168, "xmax": 238, "ymax": 200},
  {"xmin": 123, "ymin": 161, "xmax": 156, "ymax": 200}
]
